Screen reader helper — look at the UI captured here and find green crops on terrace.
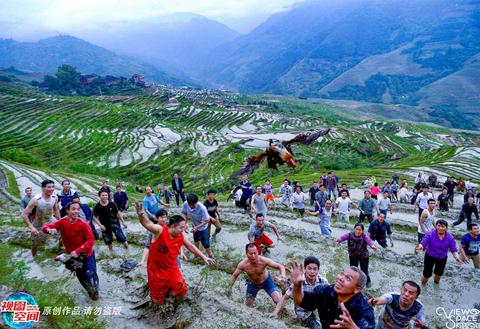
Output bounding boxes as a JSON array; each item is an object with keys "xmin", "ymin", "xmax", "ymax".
[{"xmin": 0, "ymin": 85, "xmax": 478, "ymax": 194}]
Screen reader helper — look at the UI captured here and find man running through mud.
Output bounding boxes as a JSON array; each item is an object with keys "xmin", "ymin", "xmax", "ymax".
[
  {"xmin": 42, "ymin": 201, "xmax": 99, "ymax": 300},
  {"xmin": 22, "ymin": 179, "xmax": 61, "ymax": 256},
  {"xmin": 248, "ymin": 213, "xmax": 281, "ymax": 254},
  {"xmin": 181, "ymin": 193, "xmax": 214, "ymax": 258},
  {"xmin": 135, "ymin": 202, "xmax": 214, "ymax": 304},
  {"xmin": 203, "ymin": 189, "xmax": 222, "ymax": 242},
  {"xmin": 93, "ymin": 191, "xmax": 128, "ymax": 251},
  {"xmin": 227, "ymin": 243, "xmax": 286, "ymax": 307}
]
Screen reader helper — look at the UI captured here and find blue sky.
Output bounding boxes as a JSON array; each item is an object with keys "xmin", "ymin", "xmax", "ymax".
[{"xmin": 0, "ymin": 0, "xmax": 308, "ymax": 39}]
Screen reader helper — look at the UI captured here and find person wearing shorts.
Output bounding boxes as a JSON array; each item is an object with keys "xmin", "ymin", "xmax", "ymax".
[
  {"xmin": 93, "ymin": 191, "xmax": 128, "ymax": 251},
  {"xmin": 22, "ymin": 180, "xmax": 61, "ymax": 256},
  {"xmin": 459, "ymin": 223, "xmax": 480, "ymax": 269},
  {"xmin": 228, "ymin": 243, "xmax": 286, "ymax": 306},
  {"xmin": 248, "ymin": 214, "xmax": 281, "ymax": 254},
  {"xmin": 416, "ymin": 219, "xmax": 463, "ymax": 284},
  {"xmin": 264, "ymin": 180, "xmax": 275, "ymax": 205},
  {"xmin": 181, "ymin": 193, "xmax": 213, "ymax": 257},
  {"xmin": 134, "ymin": 203, "xmax": 213, "ymax": 304}
]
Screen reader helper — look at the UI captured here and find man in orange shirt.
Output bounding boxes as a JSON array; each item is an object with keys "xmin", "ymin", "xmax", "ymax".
[{"xmin": 134, "ymin": 202, "xmax": 214, "ymax": 304}]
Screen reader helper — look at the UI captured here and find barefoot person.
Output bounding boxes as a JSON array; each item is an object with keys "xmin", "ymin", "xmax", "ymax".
[
  {"xmin": 336, "ymin": 223, "xmax": 377, "ymax": 286},
  {"xmin": 369, "ymin": 281, "xmax": 426, "ymax": 329},
  {"xmin": 290, "ymin": 264, "xmax": 375, "ymax": 329},
  {"xmin": 248, "ymin": 213, "xmax": 281, "ymax": 254},
  {"xmin": 459, "ymin": 223, "xmax": 480, "ymax": 269},
  {"xmin": 271, "ymin": 256, "xmax": 327, "ymax": 329},
  {"xmin": 42, "ymin": 201, "xmax": 99, "ymax": 300},
  {"xmin": 22, "ymin": 179, "xmax": 61, "ymax": 256},
  {"xmin": 251, "ymin": 186, "xmax": 268, "ymax": 218},
  {"xmin": 181, "ymin": 193, "xmax": 214, "ymax": 257},
  {"xmin": 227, "ymin": 243, "xmax": 286, "ymax": 307},
  {"xmin": 416, "ymin": 219, "xmax": 463, "ymax": 285},
  {"xmin": 204, "ymin": 189, "xmax": 222, "ymax": 242},
  {"xmin": 135, "ymin": 202, "xmax": 214, "ymax": 304},
  {"xmin": 93, "ymin": 191, "xmax": 128, "ymax": 251}
]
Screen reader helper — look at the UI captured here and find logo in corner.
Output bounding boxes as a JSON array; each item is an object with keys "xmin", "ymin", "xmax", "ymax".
[
  {"xmin": 436, "ymin": 306, "xmax": 480, "ymax": 329},
  {"xmin": 1, "ymin": 292, "xmax": 40, "ymax": 329}
]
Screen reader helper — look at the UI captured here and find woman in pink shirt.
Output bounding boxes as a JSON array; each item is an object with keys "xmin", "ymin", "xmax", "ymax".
[{"xmin": 370, "ymin": 183, "xmax": 381, "ymax": 200}]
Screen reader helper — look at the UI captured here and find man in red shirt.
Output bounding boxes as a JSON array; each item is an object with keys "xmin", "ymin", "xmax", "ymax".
[
  {"xmin": 135, "ymin": 202, "xmax": 214, "ymax": 304},
  {"xmin": 42, "ymin": 201, "xmax": 99, "ymax": 300}
]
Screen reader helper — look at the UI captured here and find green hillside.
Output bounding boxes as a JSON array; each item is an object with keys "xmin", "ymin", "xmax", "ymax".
[{"xmin": 0, "ymin": 83, "xmax": 478, "ymax": 198}]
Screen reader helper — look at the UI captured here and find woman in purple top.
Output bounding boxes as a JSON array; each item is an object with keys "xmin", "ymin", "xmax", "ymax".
[
  {"xmin": 416, "ymin": 219, "xmax": 463, "ymax": 285},
  {"xmin": 336, "ymin": 223, "xmax": 377, "ymax": 285}
]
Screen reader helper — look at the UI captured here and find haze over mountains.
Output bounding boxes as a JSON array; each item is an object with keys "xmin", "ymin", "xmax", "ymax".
[{"xmin": 0, "ymin": 0, "xmax": 479, "ymax": 128}]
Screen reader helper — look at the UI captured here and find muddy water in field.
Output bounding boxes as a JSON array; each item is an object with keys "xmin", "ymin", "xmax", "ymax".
[{"xmin": 1, "ymin": 197, "xmax": 479, "ymax": 328}]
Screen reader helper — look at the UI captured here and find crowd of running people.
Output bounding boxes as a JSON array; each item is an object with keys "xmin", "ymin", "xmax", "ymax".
[{"xmin": 18, "ymin": 171, "xmax": 479, "ymax": 329}]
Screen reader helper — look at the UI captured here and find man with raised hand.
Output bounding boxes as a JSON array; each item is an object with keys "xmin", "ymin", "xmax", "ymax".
[
  {"xmin": 271, "ymin": 256, "xmax": 328, "ymax": 329},
  {"xmin": 22, "ymin": 179, "xmax": 61, "ymax": 256},
  {"xmin": 135, "ymin": 202, "xmax": 214, "ymax": 304},
  {"xmin": 291, "ymin": 264, "xmax": 375, "ymax": 329},
  {"xmin": 227, "ymin": 243, "xmax": 286, "ymax": 307},
  {"xmin": 369, "ymin": 281, "xmax": 426, "ymax": 329}
]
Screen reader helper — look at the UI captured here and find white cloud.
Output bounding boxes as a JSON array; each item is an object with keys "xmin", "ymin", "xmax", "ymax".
[{"xmin": 0, "ymin": 0, "xmax": 308, "ymax": 36}]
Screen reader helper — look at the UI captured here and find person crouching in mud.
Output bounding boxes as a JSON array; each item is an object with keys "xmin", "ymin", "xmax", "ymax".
[
  {"xmin": 227, "ymin": 243, "xmax": 286, "ymax": 307},
  {"xmin": 135, "ymin": 202, "xmax": 214, "ymax": 304}
]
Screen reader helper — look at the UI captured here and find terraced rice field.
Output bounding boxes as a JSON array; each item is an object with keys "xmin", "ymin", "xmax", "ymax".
[{"xmin": 1, "ymin": 84, "xmax": 479, "ymax": 198}]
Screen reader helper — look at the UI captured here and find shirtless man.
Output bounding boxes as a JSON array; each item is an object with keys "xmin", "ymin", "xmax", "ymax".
[
  {"xmin": 227, "ymin": 243, "xmax": 286, "ymax": 307},
  {"xmin": 22, "ymin": 179, "xmax": 61, "ymax": 256},
  {"xmin": 135, "ymin": 202, "xmax": 213, "ymax": 304}
]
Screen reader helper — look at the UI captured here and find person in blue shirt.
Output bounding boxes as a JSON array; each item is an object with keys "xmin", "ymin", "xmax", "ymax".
[
  {"xmin": 72, "ymin": 196, "xmax": 99, "ymax": 240},
  {"xmin": 239, "ymin": 175, "xmax": 254, "ymax": 212},
  {"xmin": 113, "ymin": 185, "xmax": 129, "ymax": 211},
  {"xmin": 143, "ymin": 185, "xmax": 169, "ymax": 220},
  {"xmin": 58, "ymin": 180, "xmax": 79, "ymax": 217}
]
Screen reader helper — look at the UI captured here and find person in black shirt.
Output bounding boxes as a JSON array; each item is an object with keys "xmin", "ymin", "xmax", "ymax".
[
  {"xmin": 338, "ymin": 183, "xmax": 351, "ymax": 198},
  {"xmin": 436, "ymin": 188, "xmax": 450, "ymax": 212},
  {"xmin": 443, "ymin": 177, "xmax": 458, "ymax": 206},
  {"xmin": 291, "ymin": 264, "xmax": 375, "ymax": 329},
  {"xmin": 203, "ymin": 189, "xmax": 221, "ymax": 242},
  {"xmin": 99, "ymin": 181, "xmax": 111, "ymax": 197},
  {"xmin": 464, "ymin": 189, "xmax": 475, "ymax": 204},
  {"xmin": 171, "ymin": 173, "xmax": 186, "ymax": 206},
  {"xmin": 368, "ymin": 213, "xmax": 393, "ymax": 248},
  {"xmin": 453, "ymin": 197, "xmax": 479, "ymax": 227},
  {"xmin": 93, "ymin": 191, "xmax": 128, "ymax": 251},
  {"xmin": 308, "ymin": 182, "xmax": 320, "ymax": 207}
]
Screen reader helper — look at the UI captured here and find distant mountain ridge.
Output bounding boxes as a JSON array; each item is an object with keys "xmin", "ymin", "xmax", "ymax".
[
  {"xmin": 0, "ymin": 35, "xmax": 188, "ymax": 85},
  {"xmin": 78, "ymin": 13, "xmax": 240, "ymax": 79},
  {"xmin": 200, "ymin": 0, "xmax": 480, "ymax": 128}
]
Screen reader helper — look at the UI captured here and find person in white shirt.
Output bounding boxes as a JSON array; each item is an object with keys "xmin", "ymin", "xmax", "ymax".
[
  {"xmin": 398, "ymin": 183, "xmax": 409, "ymax": 203},
  {"xmin": 292, "ymin": 185, "xmax": 306, "ymax": 217},
  {"xmin": 335, "ymin": 191, "xmax": 352, "ymax": 222},
  {"xmin": 414, "ymin": 185, "xmax": 434, "ymax": 220}
]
